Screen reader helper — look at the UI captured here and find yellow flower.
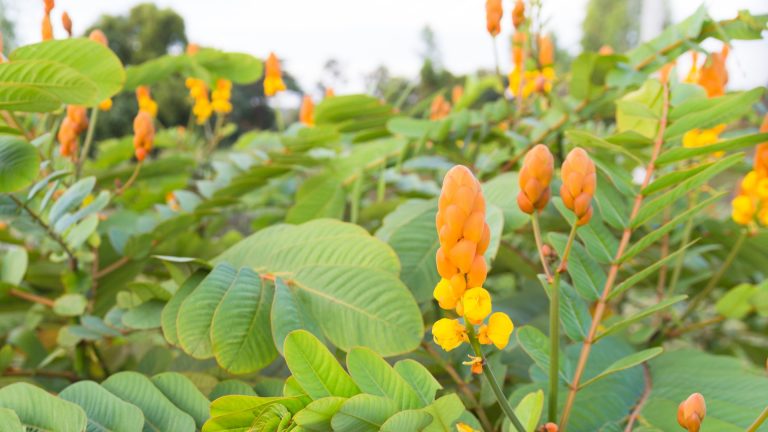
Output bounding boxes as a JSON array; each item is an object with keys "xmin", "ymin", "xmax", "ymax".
[
  {"xmin": 98, "ymin": 98, "xmax": 112, "ymax": 111},
  {"xmin": 756, "ymin": 178, "xmax": 768, "ymax": 200},
  {"xmin": 432, "ymin": 318, "xmax": 467, "ymax": 351},
  {"xmin": 731, "ymin": 195, "xmax": 755, "ymax": 225},
  {"xmin": 741, "ymin": 171, "xmax": 759, "ymax": 194},
  {"xmin": 193, "ymin": 98, "xmax": 213, "ymax": 125},
  {"xmin": 136, "ymin": 86, "xmax": 158, "ymax": 118},
  {"xmin": 264, "ymin": 52, "xmax": 287, "ymax": 97},
  {"xmin": 211, "ymin": 79, "xmax": 233, "ymax": 114},
  {"xmin": 682, "ymin": 124, "xmax": 726, "ymax": 157},
  {"xmin": 477, "ymin": 312, "xmax": 514, "ymax": 349},
  {"xmin": 461, "ymin": 287, "xmax": 492, "ymax": 324},
  {"xmin": 433, "ymin": 278, "xmax": 460, "ymax": 310},
  {"xmin": 457, "ymin": 423, "xmax": 480, "ymax": 432}
]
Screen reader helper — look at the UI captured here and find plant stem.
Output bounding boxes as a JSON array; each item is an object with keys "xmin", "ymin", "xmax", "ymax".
[
  {"xmin": 747, "ymin": 405, "xmax": 768, "ymax": 432},
  {"xmin": 545, "ymin": 222, "xmax": 578, "ymax": 421},
  {"xmin": 678, "ymin": 229, "xmax": 747, "ymax": 322},
  {"xmin": 491, "ymin": 36, "xmax": 502, "ymax": 80},
  {"xmin": 9, "ymin": 194, "xmax": 77, "ymax": 267},
  {"xmin": 531, "ymin": 213, "xmax": 553, "ymax": 282},
  {"xmin": 115, "ymin": 161, "xmax": 143, "ymax": 195},
  {"xmin": 559, "ymin": 81, "xmax": 670, "ymax": 431},
  {"xmin": 465, "ymin": 323, "xmax": 526, "ymax": 432},
  {"xmin": 8, "ymin": 288, "xmax": 54, "ymax": 307},
  {"xmin": 421, "ymin": 342, "xmax": 494, "ymax": 432},
  {"xmin": 76, "ymin": 108, "xmax": 99, "ymax": 179}
]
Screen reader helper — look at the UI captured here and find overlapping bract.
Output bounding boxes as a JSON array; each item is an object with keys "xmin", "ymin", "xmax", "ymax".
[
  {"xmin": 264, "ymin": 52, "xmax": 286, "ymax": 97},
  {"xmin": 58, "ymin": 105, "xmax": 88, "ymax": 159},
  {"xmin": 485, "ymin": 0, "xmax": 503, "ymax": 37},
  {"xmin": 560, "ymin": 148, "xmax": 597, "ymax": 226},
  {"xmin": 517, "ymin": 144, "xmax": 554, "ymax": 213},
  {"xmin": 136, "ymin": 86, "xmax": 158, "ymax": 118},
  {"xmin": 431, "ymin": 166, "xmax": 513, "ymax": 356},
  {"xmin": 211, "ymin": 79, "xmax": 233, "ymax": 114},
  {"xmin": 133, "ymin": 111, "xmax": 154, "ymax": 162},
  {"xmin": 732, "ymin": 114, "xmax": 768, "ymax": 226},
  {"xmin": 677, "ymin": 393, "xmax": 706, "ymax": 432},
  {"xmin": 186, "ymin": 78, "xmax": 212, "ymax": 124},
  {"xmin": 299, "ymin": 95, "xmax": 314, "ymax": 126}
]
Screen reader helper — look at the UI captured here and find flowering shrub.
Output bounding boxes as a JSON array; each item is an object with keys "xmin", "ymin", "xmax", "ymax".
[{"xmin": 0, "ymin": 2, "xmax": 767, "ymax": 432}]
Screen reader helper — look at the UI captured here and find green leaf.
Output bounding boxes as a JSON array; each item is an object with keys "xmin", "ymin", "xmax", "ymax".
[
  {"xmin": 204, "ymin": 396, "xmax": 306, "ymax": 431},
  {"xmin": 663, "ymin": 88, "xmax": 765, "ymax": 142},
  {"xmin": 376, "ymin": 199, "xmax": 439, "ymax": 303},
  {"xmin": 0, "ymin": 60, "xmax": 98, "ymax": 106},
  {"xmin": 627, "ymin": 6, "xmax": 707, "ymax": 71},
  {"xmin": 715, "ymin": 283, "xmax": 757, "ymax": 319},
  {"xmin": 124, "ymin": 55, "xmax": 189, "ymax": 90},
  {"xmin": 285, "ymin": 174, "xmax": 346, "ymax": 223},
  {"xmin": 347, "ymin": 347, "xmax": 423, "ymax": 409},
  {"xmin": 393, "ymin": 360, "xmax": 442, "ymax": 406},
  {"xmin": 555, "ymin": 280, "xmax": 592, "ymax": 342},
  {"xmin": 0, "ymin": 383, "xmax": 87, "ymax": 432},
  {"xmin": 616, "ymin": 79, "xmax": 664, "ymax": 139},
  {"xmin": 271, "ymin": 278, "xmax": 324, "ymax": 356},
  {"xmin": 0, "ymin": 408, "xmax": 22, "ymax": 432},
  {"xmin": 11, "ymin": 38, "xmax": 126, "ymax": 102},
  {"xmin": 53, "ymin": 293, "xmax": 88, "ymax": 317},
  {"xmin": 193, "ymin": 50, "xmax": 264, "ymax": 84},
  {"xmin": 611, "ymin": 241, "xmax": 697, "ymax": 300},
  {"xmin": 642, "ymin": 163, "xmax": 713, "ymax": 196},
  {"xmin": 48, "ymin": 176, "xmax": 96, "ymax": 226},
  {"xmin": 621, "ymin": 193, "xmax": 724, "ymax": 262},
  {"xmin": 631, "ymin": 154, "xmax": 741, "ymax": 227},
  {"xmin": 161, "ymin": 270, "xmax": 207, "ymax": 346},
  {"xmin": 549, "ymin": 233, "xmax": 604, "ymax": 301},
  {"xmin": 482, "ymin": 172, "xmax": 529, "ymax": 231},
  {"xmin": 642, "ymin": 350, "xmax": 768, "ymax": 430},
  {"xmin": 380, "ymin": 410, "xmax": 433, "ymax": 431},
  {"xmin": 59, "ymin": 381, "xmax": 144, "ymax": 432},
  {"xmin": 214, "ymin": 219, "xmax": 423, "ymax": 356},
  {"xmin": 211, "ymin": 267, "xmax": 277, "ymax": 374},
  {"xmin": 122, "ymin": 300, "xmax": 164, "ymax": 329},
  {"xmin": 595, "ymin": 295, "xmax": 687, "ymax": 341},
  {"xmin": 330, "ymin": 394, "xmax": 398, "ymax": 432},
  {"xmin": 209, "ymin": 380, "xmax": 257, "ymax": 400},
  {"xmin": 0, "ymin": 85, "xmax": 60, "ymax": 112},
  {"xmin": 655, "ymin": 132, "xmax": 768, "ymax": 166},
  {"xmin": 422, "ymin": 394, "xmax": 465, "ymax": 432},
  {"xmin": 176, "ymin": 263, "xmax": 238, "ymax": 359},
  {"xmin": 283, "ymin": 330, "xmax": 360, "ymax": 400},
  {"xmin": 566, "ymin": 130, "xmax": 642, "ymax": 165},
  {"xmin": 0, "ymin": 135, "xmax": 39, "ymax": 193},
  {"xmin": 151, "ymin": 372, "xmax": 210, "ymax": 429},
  {"xmin": 580, "ymin": 348, "xmax": 663, "ymax": 389},
  {"xmin": 516, "ymin": 326, "xmax": 568, "ymax": 383},
  {"xmin": 1, "ymin": 245, "xmax": 27, "ymax": 285},
  {"xmin": 512, "ymin": 390, "xmax": 544, "ymax": 432},
  {"xmin": 101, "ymin": 372, "xmax": 196, "ymax": 432},
  {"xmin": 293, "ymin": 397, "xmax": 347, "ymax": 431}
]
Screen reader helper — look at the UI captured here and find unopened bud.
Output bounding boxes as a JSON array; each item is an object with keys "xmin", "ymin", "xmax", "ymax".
[
  {"xmin": 560, "ymin": 148, "xmax": 596, "ymax": 225},
  {"xmin": 677, "ymin": 393, "xmax": 706, "ymax": 432},
  {"xmin": 518, "ymin": 144, "xmax": 554, "ymax": 214}
]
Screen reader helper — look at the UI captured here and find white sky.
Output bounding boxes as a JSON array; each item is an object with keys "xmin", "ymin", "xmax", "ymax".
[{"xmin": 6, "ymin": 0, "xmax": 768, "ymax": 97}]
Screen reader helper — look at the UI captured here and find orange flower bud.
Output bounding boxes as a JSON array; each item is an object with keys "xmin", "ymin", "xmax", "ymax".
[
  {"xmin": 264, "ymin": 52, "xmax": 287, "ymax": 97},
  {"xmin": 67, "ymin": 105, "xmax": 88, "ymax": 133},
  {"xmin": 512, "ymin": 31, "xmax": 527, "ymax": 68},
  {"xmin": 61, "ymin": 12, "xmax": 72, "ymax": 37},
  {"xmin": 598, "ymin": 45, "xmax": 613, "ymax": 56},
  {"xmin": 186, "ymin": 43, "xmax": 200, "ymax": 55},
  {"xmin": 518, "ymin": 144, "xmax": 554, "ymax": 214},
  {"xmin": 538, "ymin": 34, "xmax": 554, "ymax": 67},
  {"xmin": 299, "ymin": 95, "xmax": 314, "ymax": 126},
  {"xmin": 429, "ymin": 95, "xmax": 451, "ymax": 120},
  {"xmin": 677, "ymin": 393, "xmax": 706, "ymax": 432},
  {"xmin": 88, "ymin": 29, "xmax": 108, "ymax": 46},
  {"xmin": 512, "ymin": 0, "xmax": 525, "ymax": 29},
  {"xmin": 451, "ymin": 86, "xmax": 464, "ymax": 104},
  {"xmin": 485, "ymin": 0, "xmax": 503, "ymax": 37},
  {"xmin": 44, "ymin": 0, "xmax": 55, "ymax": 14},
  {"xmin": 42, "ymin": 15, "xmax": 53, "ymax": 41},
  {"xmin": 560, "ymin": 148, "xmax": 596, "ymax": 225},
  {"xmin": 57, "ymin": 119, "xmax": 78, "ymax": 157},
  {"xmin": 325, "ymin": 87, "xmax": 335, "ymax": 98},
  {"xmin": 698, "ymin": 45, "xmax": 729, "ymax": 98},
  {"xmin": 462, "ymin": 355, "xmax": 484, "ymax": 375},
  {"xmin": 755, "ymin": 113, "xmax": 768, "ymax": 177},
  {"xmin": 542, "ymin": 423, "xmax": 558, "ymax": 432},
  {"xmin": 133, "ymin": 111, "xmax": 155, "ymax": 162}
]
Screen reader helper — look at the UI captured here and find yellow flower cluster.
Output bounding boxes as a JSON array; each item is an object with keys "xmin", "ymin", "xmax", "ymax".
[
  {"xmin": 682, "ymin": 124, "xmax": 726, "ymax": 158},
  {"xmin": 136, "ymin": 86, "xmax": 158, "ymax": 118},
  {"xmin": 509, "ymin": 67, "xmax": 555, "ymax": 100},
  {"xmin": 264, "ymin": 52, "xmax": 287, "ymax": 97},
  {"xmin": 732, "ymin": 115, "xmax": 768, "ymax": 226},
  {"xmin": 185, "ymin": 78, "xmax": 212, "ymax": 124},
  {"xmin": 211, "ymin": 79, "xmax": 233, "ymax": 114},
  {"xmin": 431, "ymin": 165, "xmax": 514, "ymax": 355}
]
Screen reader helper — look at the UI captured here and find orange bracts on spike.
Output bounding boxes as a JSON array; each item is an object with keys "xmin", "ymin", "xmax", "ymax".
[
  {"xmin": 698, "ymin": 45, "xmax": 729, "ymax": 98},
  {"xmin": 512, "ymin": 31, "xmax": 527, "ymax": 68},
  {"xmin": 58, "ymin": 106, "xmax": 88, "ymax": 159},
  {"xmin": 44, "ymin": 0, "xmax": 54, "ymax": 14},
  {"xmin": 133, "ymin": 111, "xmax": 155, "ymax": 162},
  {"xmin": 325, "ymin": 87, "xmax": 335, "ymax": 98},
  {"xmin": 518, "ymin": 144, "xmax": 554, "ymax": 214},
  {"xmin": 429, "ymin": 95, "xmax": 451, "ymax": 120},
  {"xmin": 299, "ymin": 95, "xmax": 314, "ymax": 126},
  {"xmin": 42, "ymin": 15, "xmax": 53, "ymax": 41},
  {"xmin": 538, "ymin": 34, "xmax": 554, "ymax": 67},
  {"xmin": 186, "ymin": 43, "xmax": 200, "ymax": 55},
  {"xmin": 677, "ymin": 393, "xmax": 706, "ymax": 432},
  {"xmin": 560, "ymin": 148, "xmax": 597, "ymax": 226},
  {"xmin": 264, "ymin": 52, "xmax": 287, "ymax": 97},
  {"xmin": 486, "ymin": 0, "xmax": 503, "ymax": 37},
  {"xmin": 89, "ymin": 29, "xmax": 108, "ymax": 46},
  {"xmin": 512, "ymin": 0, "xmax": 525, "ymax": 29},
  {"xmin": 62, "ymin": 12, "xmax": 72, "ymax": 37},
  {"xmin": 211, "ymin": 79, "xmax": 233, "ymax": 114},
  {"xmin": 136, "ymin": 86, "xmax": 158, "ymax": 118},
  {"xmin": 598, "ymin": 45, "xmax": 613, "ymax": 56}
]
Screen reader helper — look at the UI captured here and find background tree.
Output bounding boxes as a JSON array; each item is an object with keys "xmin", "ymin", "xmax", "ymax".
[
  {"xmin": 580, "ymin": 0, "xmax": 642, "ymax": 52},
  {"xmin": 0, "ymin": 0, "xmax": 17, "ymax": 56}
]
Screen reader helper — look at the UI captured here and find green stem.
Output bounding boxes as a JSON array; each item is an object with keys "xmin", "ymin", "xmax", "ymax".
[
  {"xmin": 465, "ymin": 323, "xmax": 526, "ymax": 432},
  {"xmin": 491, "ymin": 36, "xmax": 502, "ymax": 80},
  {"xmin": 548, "ymin": 222, "xmax": 577, "ymax": 422},
  {"xmin": 530, "ymin": 213, "xmax": 553, "ymax": 282},
  {"xmin": 76, "ymin": 108, "xmax": 99, "ymax": 179},
  {"xmin": 349, "ymin": 175, "xmax": 363, "ymax": 224},
  {"xmin": 747, "ymin": 405, "xmax": 768, "ymax": 432},
  {"xmin": 678, "ymin": 229, "xmax": 747, "ymax": 322}
]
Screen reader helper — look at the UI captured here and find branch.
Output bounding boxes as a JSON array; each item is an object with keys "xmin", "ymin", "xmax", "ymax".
[
  {"xmin": 9, "ymin": 194, "xmax": 77, "ymax": 267},
  {"xmin": 3, "ymin": 367, "xmax": 80, "ymax": 382},
  {"xmin": 559, "ymin": 80, "xmax": 670, "ymax": 431},
  {"xmin": 624, "ymin": 363, "xmax": 652, "ymax": 432},
  {"xmin": 8, "ymin": 288, "xmax": 54, "ymax": 307}
]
